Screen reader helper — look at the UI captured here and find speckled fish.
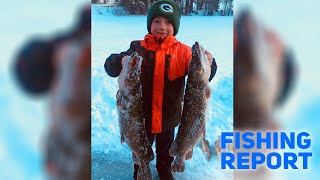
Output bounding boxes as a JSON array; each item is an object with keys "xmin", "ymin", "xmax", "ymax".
[
  {"xmin": 234, "ymin": 10, "xmax": 286, "ymax": 130},
  {"xmin": 116, "ymin": 52, "xmax": 154, "ymax": 180},
  {"xmin": 169, "ymin": 42, "xmax": 212, "ymax": 173}
]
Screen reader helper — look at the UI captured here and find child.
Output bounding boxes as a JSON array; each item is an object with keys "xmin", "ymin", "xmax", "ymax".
[{"xmin": 104, "ymin": 1, "xmax": 217, "ymax": 179}]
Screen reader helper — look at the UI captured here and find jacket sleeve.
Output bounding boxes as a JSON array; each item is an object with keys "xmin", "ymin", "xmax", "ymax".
[
  {"xmin": 209, "ymin": 57, "xmax": 217, "ymax": 82},
  {"xmin": 104, "ymin": 41, "xmax": 136, "ymax": 77}
]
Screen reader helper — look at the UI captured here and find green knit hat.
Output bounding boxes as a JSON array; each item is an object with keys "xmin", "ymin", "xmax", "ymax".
[{"xmin": 147, "ymin": 0, "xmax": 181, "ymax": 36}]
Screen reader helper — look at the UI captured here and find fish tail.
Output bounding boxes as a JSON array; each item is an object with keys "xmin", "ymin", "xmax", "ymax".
[
  {"xmin": 185, "ymin": 149, "xmax": 193, "ymax": 160},
  {"xmin": 201, "ymin": 137, "xmax": 213, "ymax": 161},
  {"xmin": 171, "ymin": 157, "xmax": 185, "ymax": 173}
]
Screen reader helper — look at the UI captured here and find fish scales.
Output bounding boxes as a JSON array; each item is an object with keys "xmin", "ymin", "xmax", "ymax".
[
  {"xmin": 169, "ymin": 42, "xmax": 212, "ymax": 173},
  {"xmin": 116, "ymin": 52, "xmax": 154, "ymax": 180}
]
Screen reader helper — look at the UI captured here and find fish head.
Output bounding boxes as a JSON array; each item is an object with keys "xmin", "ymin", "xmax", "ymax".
[
  {"xmin": 191, "ymin": 42, "xmax": 211, "ymax": 81},
  {"xmin": 234, "ymin": 9, "xmax": 284, "ymax": 109},
  {"xmin": 121, "ymin": 52, "xmax": 143, "ymax": 92}
]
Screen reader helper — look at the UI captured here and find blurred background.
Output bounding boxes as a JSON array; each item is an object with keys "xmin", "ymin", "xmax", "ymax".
[
  {"xmin": 0, "ymin": 0, "xmax": 88, "ymax": 179},
  {"xmin": 234, "ymin": 0, "xmax": 320, "ymax": 179}
]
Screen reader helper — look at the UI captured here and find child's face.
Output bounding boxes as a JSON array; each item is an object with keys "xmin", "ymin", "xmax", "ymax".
[{"xmin": 150, "ymin": 16, "xmax": 174, "ymax": 40}]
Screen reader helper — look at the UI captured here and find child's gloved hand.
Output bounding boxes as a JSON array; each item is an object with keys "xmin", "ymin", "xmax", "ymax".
[{"xmin": 204, "ymin": 50, "xmax": 213, "ymax": 66}]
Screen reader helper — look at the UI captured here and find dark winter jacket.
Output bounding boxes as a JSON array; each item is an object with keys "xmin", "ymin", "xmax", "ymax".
[{"xmin": 105, "ymin": 34, "xmax": 217, "ymax": 133}]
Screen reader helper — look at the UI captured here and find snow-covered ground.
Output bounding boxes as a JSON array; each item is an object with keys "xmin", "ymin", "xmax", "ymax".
[{"xmin": 91, "ymin": 5, "xmax": 233, "ymax": 180}]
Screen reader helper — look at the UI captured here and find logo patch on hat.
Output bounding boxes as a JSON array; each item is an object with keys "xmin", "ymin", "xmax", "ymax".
[{"xmin": 160, "ymin": 3, "xmax": 174, "ymax": 14}]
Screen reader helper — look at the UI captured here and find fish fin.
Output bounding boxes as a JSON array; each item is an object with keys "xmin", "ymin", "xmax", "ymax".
[
  {"xmin": 147, "ymin": 147, "xmax": 154, "ymax": 162},
  {"xmin": 214, "ymin": 138, "xmax": 221, "ymax": 158},
  {"xmin": 116, "ymin": 90, "xmax": 121, "ymax": 103},
  {"xmin": 132, "ymin": 153, "xmax": 141, "ymax": 165},
  {"xmin": 228, "ymin": 142, "xmax": 234, "ymax": 153},
  {"xmin": 169, "ymin": 141, "xmax": 177, "ymax": 157},
  {"xmin": 205, "ymin": 85, "xmax": 211, "ymax": 99},
  {"xmin": 121, "ymin": 133, "xmax": 125, "ymax": 144},
  {"xmin": 185, "ymin": 149, "xmax": 193, "ymax": 160},
  {"xmin": 201, "ymin": 137, "xmax": 213, "ymax": 161}
]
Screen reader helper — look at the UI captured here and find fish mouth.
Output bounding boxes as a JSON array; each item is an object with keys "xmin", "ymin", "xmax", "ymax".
[
  {"xmin": 192, "ymin": 42, "xmax": 205, "ymax": 59},
  {"xmin": 192, "ymin": 42, "xmax": 207, "ymax": 67},
  {"xmin": 191, "ymin": 42, "xmax": 211, "ymax": 81},
  {"xmin": 128, "ymin": 52, "xmax": 143, "ymax": 76},
  {"xmin": 192, "ymin": 42, "xmax": 199, "ymax": 59}
]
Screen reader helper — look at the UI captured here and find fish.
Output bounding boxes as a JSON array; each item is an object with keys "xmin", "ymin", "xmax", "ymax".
[
  {"xmin": 116, "ymin": 52, "xmax": 154, "ymax": 180},
  {"xmin": 169, "ymin": 42, "xmax": 212, "ymax": 173},
  {"xmin": 46, "ymin": 36, "xmax": 91, "ymax": 180},
  {"xmin": 234, "ymin": 9, "xmax": 284, "ymax": 130},
  {"xmin": 233, "ymin": 9, "xmax": 292, "ymax": 179}
]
